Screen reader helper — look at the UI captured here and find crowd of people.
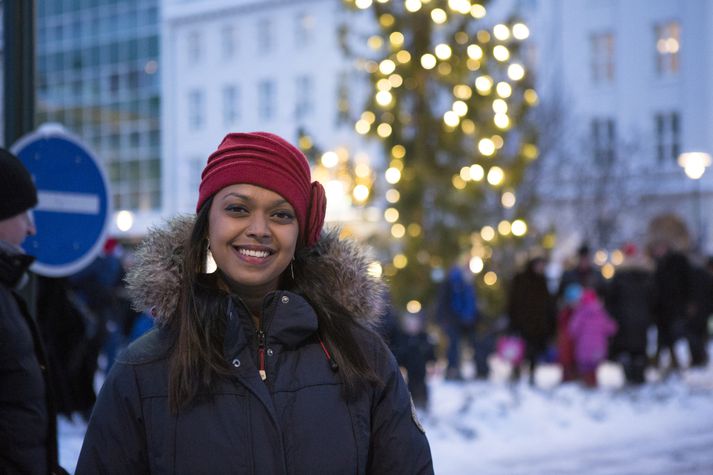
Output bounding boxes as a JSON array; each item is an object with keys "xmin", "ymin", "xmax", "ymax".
[{"xmin": 408, "ymin": 242, "xmax": 712, "ymax": 398}]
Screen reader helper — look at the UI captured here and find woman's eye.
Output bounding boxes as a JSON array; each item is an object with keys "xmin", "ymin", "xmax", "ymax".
[
  {"xmin": 273, "ymin": 211, "xmax": 295, "ymax": 221},
  {"xmin": 225, "ymin": 204, "xmax": 248, "ymax": 214}
]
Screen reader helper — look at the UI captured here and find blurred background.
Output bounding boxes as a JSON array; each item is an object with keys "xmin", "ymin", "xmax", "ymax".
[{"xmin": 3, "ymin": 0, "xmax": 713, "ymax": 473}]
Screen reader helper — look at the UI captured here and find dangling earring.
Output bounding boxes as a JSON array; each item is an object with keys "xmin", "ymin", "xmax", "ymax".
[
  {"xmin": 204, "ymin": 240, "xmax": 217, "ymax": 274},
  {"xmin": 290, "ymin": 257, "xmax": 295, "ymax": 280}
]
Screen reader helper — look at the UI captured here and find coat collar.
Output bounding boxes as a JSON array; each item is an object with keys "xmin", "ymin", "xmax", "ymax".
[
  {"xmin": 0, "ymin": 240, "xmax": 34, "ymax": 289},
  {"xmin": 224, "ymin": 291, "xmax": 319, "ymax": 359}
]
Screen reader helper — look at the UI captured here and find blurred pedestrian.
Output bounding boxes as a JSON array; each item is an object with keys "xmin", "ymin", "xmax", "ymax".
[
  {"xmin": 68, "ymin": 237, "xmax": 127, "ymax": 372},
  {"xmin": 605, "ymin": 243, "xmax": 654, "ymax": 384},
  {"xmin": 649, "ymin": 240, "xmax": 691, "ymax": 372},
  {"xmin": 35, "ymin": 276, "xmax": 99, "ymax": 421},
  {"xmin": 568, "ymin": 289, "xmax": 618, "ymax": 387},
  {"xmin": 0, "ymin": 148, "xmax": 66, "ymax": 474},
  {"xmin": 393, "ymin": 313, "xmax": 436, "ymax": 410},
  {"xmin": 436, "ymin": 262, "xmax": 479, "ymax": 380},
  {"xmin": 556, "ymin": 283, "xmax": 582, "ymax": 382},
  {"xmin": 557, "ymin": 243, "xmax": 606, "ymax": 300},
  {"xmin": 685, "ymin": 262, "xmax": 712, "ymax": 367},
  {"xmin": 77, "ymin": 132, "xmax": 433, "ymax": 473},
  {"xmin": 507, "ymin": 256, "xmax": 556, "ymax": 384}
]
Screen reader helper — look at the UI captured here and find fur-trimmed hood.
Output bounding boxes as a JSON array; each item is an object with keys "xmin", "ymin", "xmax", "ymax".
[{"xmin": 125, "ymin": 216, "xmax": 387, "ymax": 329}]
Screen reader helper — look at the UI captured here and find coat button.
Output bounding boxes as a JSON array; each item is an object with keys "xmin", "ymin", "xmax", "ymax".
[
  {"xmin": 232, "ymin": 358, "xmax": 241, "ymax": 368},
  {"xmin": 281, "ymin": 295, "xmax": 289, "ymax": 304},
  {"xmin": 267, "ymin": 348, "xmax": 274, "ymax": 357}
]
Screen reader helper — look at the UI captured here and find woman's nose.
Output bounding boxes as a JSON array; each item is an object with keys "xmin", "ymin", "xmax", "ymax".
[{"xmin": 246, "ymin": 214, "xmax": 270, "ymax": 239}]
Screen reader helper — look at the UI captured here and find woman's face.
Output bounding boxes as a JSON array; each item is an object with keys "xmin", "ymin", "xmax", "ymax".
[{"xmin": 208, "ymin": 184, "xmax": 299, "ymax": 294}]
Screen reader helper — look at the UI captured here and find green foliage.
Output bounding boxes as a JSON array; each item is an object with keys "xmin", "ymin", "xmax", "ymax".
[{"xmin": 342, "ymin": 0, "xmax": 541, "ymax": 316}]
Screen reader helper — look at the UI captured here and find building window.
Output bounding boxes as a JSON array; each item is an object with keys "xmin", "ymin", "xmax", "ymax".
[
  {"xmin": 295, "ymin": 76, "xmax": 314, "ymax": 120},
  {"xmin": 257, "ymin": 18, "xmax": 273, "ymax": 53},
  {"xmin": 222, "ymin": 85, "xmax": 239, "ymax": 125},
  {"xmin": 654, "ymin": 111, "xmax": 680, "ymax": 163},
  {"xmin": 591, "ymin": 118, "xmax": 616, "ymax": 164},
  {"xmin": 655, "ymin": 21, "xmax": 680, "ymax": 76},
  {"xmin": 590, "ymin": 32, "xmax": 615, "ymax": 84},
  {"xmin": 221, "ymin": 25, "xmax": 236, "ymax": 59},
  {"xmin": 187, "ymin": 31, "xmax": 202, "ymax": 63},
  {"xmin": 295, "ymin": 13, "xmax": 315, "ymax": 47},
  {"xmin": 188, "ymin": 89, "xmax": 204, "ymax": 129},
  {"xmin": 258, "ymin": 80, "xmax": 275, "ymax": 120}
]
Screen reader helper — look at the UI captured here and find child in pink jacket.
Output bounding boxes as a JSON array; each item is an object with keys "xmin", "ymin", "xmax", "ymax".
[{"xmin": 568, "ymin": 289, "xmax": 618, "ymax": 386}]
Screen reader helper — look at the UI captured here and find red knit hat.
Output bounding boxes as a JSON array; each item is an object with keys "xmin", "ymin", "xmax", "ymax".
[{"xmin": 197, "ymin": 132, "xmax": 326, "ymax": 247}]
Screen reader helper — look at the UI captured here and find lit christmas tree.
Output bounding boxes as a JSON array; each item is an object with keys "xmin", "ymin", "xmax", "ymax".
[{"xmin": 342, "ymin": 0, "xmax": 542, "ymax": 315}]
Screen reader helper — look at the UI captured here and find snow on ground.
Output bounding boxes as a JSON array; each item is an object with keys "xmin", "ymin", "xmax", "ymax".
[
  {"xmin": 424, "ymin": 365, "xmax": 713, "ymax": 474},
  {"xmin": 59, "ymin": 343, "xmax": 713, "ymax": 474}
]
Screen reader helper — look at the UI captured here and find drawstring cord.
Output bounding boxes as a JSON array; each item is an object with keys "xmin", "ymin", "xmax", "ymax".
[{"xmin": 318, "ymin": 337, "xmax": 339, "ymax": 372}]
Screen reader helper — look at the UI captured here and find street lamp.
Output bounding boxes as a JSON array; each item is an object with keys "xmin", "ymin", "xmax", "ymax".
[{"xmin": 678, "ymin": 152, "xmax": 711, "ymax": 250}]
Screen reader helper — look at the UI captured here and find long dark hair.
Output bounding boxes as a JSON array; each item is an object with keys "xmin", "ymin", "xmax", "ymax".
[{"xmin": 167, "ymin": 197, "xmax": 380, "ymax": 412}]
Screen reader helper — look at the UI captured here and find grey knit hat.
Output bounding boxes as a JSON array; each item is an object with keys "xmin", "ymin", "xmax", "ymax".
[{"xmin": 0, "ymin": 148, "xmax": 38, "ymax": 220}]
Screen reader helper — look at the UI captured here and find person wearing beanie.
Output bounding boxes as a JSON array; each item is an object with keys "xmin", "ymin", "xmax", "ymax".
[
  {"xmin": 78, "ymin": 132, "xmax": 433, "ymax": 474},
  {"xmin": 0, "ymin": 148, "xmax": 65, "ymax": 474}
]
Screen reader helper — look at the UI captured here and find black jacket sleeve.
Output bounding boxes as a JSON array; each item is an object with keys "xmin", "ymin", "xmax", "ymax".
[
  {"xmin": 75, "ymin": 361, "xmax": 149, "ymax": 474},
  {"xmin": 367, "ymin": 343, "xmax": 434, "ymax": 474}
]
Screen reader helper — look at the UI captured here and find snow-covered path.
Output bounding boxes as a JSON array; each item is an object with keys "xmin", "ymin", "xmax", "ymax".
[{"xmin": 424, "ymin": 361, "xmax": 713, "ymax": 474}]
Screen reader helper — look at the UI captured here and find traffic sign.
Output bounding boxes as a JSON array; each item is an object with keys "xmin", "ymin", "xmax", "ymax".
[{"xmin": 11, "ymin": 123, "xmax": 112, "ymax": 277}]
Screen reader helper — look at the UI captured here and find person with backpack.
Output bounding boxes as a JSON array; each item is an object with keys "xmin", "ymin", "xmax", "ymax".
[{"xmin": 437, "ymin": 263, "xmax": 479, "ymax": 380}]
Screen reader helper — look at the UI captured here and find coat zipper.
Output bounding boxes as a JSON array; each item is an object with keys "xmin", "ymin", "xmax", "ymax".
[{"xmin": 257, "ymin": 329, "xmax": 267, "ymax": 381}]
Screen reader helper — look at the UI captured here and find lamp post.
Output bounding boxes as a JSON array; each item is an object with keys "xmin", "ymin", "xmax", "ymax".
[{"xmin": 678, "ymin": 152, "xmax": 711, "ymax": 251}]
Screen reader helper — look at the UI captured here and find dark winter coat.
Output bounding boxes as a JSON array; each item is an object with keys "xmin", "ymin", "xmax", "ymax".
[
  {"xmin": 507, "ymin": 265, "xmax": 556, "ymax": 346},
  {"xmin": 652, "ymin": 250, "xmax": 691, "ymax": 327},
  {"xmin": 605, "ymin": 261, "xmax": 654, "ymax": 354},
  {"xmin": 0, "ymin": 241, "xmax": 61, "ymax": 475},
  {"xmin": 76, "ymin": 217, "xmax": 433, "ymax": 474}
]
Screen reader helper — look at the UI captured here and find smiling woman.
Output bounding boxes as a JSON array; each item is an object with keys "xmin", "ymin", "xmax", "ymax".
[{"xmin": 75, "ymin": 132, "xmax": 434, "ymax": 474}]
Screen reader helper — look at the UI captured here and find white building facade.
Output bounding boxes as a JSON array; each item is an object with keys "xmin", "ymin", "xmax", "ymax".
[
  {"xmin": 161, "ymin": 0, "xmax": 379, "ymax": 226},
  {"xmin": 526, "ymin": 0, "xmax": 713, "ymax": 256}
]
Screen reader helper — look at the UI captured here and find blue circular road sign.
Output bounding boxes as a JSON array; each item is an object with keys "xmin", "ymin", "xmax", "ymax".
[{"xmin": 11, "ymin": 124, "xmax": 111, "ymax": 277}]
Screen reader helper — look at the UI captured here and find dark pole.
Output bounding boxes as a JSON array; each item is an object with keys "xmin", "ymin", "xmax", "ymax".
[
  {"xmin": 695, "ymin": 177, "xmax": 703, "ymax": 252},
  {"xmin": 3, "ymin": 0, "xmax": 37, "ymax": 319},
  {"xmin": 3, "ymin": 0, "xmax": 36, "ymax": 147}
]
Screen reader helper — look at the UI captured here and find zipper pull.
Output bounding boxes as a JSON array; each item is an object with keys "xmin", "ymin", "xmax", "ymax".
[{"xmin": 257, "ymin": 330, "xmax": 267, "ymax": 381}]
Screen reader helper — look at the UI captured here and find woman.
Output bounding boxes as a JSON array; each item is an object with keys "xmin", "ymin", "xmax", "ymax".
[{"xmin": 76, "ymin": 132, "xmax": 433, "ymax": 474}]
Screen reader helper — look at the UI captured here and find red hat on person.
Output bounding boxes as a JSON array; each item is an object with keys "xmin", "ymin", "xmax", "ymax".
[{"xmin": 196, "ymin": 132, "xmax": 326, "ymax": 247}]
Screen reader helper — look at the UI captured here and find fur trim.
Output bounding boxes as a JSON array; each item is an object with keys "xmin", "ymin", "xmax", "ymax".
[{"xmin": 125, "ymin": 216, "xmax": 387, "ymax": 328}]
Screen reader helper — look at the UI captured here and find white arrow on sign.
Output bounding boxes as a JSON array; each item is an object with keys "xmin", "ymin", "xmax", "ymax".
[{"xmin": 36, "ymin": 191, "xmax": 101, "ymax": 214}]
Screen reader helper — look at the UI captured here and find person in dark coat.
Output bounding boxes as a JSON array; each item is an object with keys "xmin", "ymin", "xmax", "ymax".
[
  {"xmin": 35, "ymin": 276, "xmax": 99, "ymax": 420},
  {"xmin": 605, "ymin": 244, "xmax": 654, "ymax": 384},
  {"xmin": 650, "ymin": 240, "xmax": 691, "ymax": 371},
  {"xmin": 77, "ymin": 132, "xmax": 433, "ymax": 474},
  {"xmin": 392, "ymin": 313, "xmax": 436, "ymax": 410},
  {"xmin": 557, "ymin": 243, "xmax": 606, "ymax": 300},
  {"xmin": 507, "ymin": 256, "xmax": 556, "ymax": 383},
  {"xmin": 0, "ymin": 149, "xmax": 64, "ymax": 474},
  {"xmin": 685, "ymin": 263, "xmax": 712, "ymax": 367}
]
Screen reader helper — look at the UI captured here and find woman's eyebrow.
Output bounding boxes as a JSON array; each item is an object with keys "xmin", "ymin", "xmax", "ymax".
[{"xmin": 223, "ymin": 193, "xmax": 290, "ymax": 208}]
